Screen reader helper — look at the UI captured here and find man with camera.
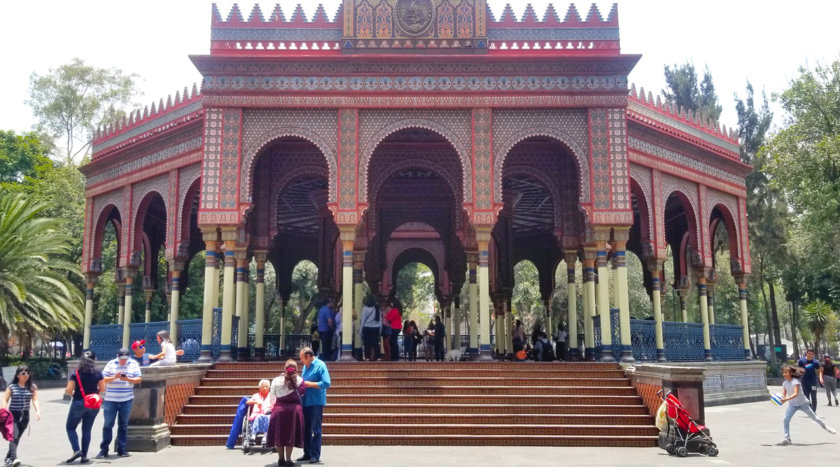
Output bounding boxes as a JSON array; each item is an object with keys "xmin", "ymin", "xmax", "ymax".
[{"xmin": 97, "ymin": 348, "xmax": 141, "ymax": 458}]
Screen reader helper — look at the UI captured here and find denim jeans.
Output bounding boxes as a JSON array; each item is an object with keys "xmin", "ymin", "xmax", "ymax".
[
  {"xmin": 66, "ymin": 400, "xmax": 99, "ymax": 457},
  {"xmin": 100, "ymin": 399, "xmax": 134, "ymax": 454},
  {"xmin": 5, "ymin": 410, "xmax": 28, "ymax": 461},
  {"xmin": 303, "ymin": 405, "xmax": 324, "ymax": 460},
  {"xmin": 319, "ymin": 330, "xmax": 334, "ymax": 361},
  {"xmin": 784, "ymin": 402, "xmax": 827, "ymax": 438}
]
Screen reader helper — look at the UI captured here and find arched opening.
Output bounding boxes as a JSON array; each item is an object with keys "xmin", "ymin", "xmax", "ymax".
[
  {"xmin": 629, "ymin": 178, "xmax": 654, "ymax": 317},
  {"xmin": 663, "ymin": 192, "xmax": 699, "ymax": 322},
  {"xmin": 133, "ymin": 192, "xmax": 168, "ymax": 322},
  {"xmin": 93, "ymin": 219, "xmax": 121, "ymax": 324},
  {"xmin": 364, "ymin": 128, "xmax": 467, "ymax": 306},
  {"xmin": 512, "ymin": 260, "xmax": 543, "ymax": 340},
  {"xmin": 709, "ymin": 205, "xmax": 740, "ymax": 325},
  {"xmin": 175, "ymin": 178, "xmax": 206, "ymax": 320}
]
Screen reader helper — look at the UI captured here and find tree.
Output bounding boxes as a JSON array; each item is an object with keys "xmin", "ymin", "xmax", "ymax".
[
  {"xmin": 0, "ymin": 130, "xmax": 53, "ymax": 185},
  {"xmin": 27, "ymin": 58, "xmax": 139, "ymax": 164},
  {"xmin": 396, "ymin": 262, "xmax": 435, "ymax": 323},
  {"xmin": 0, "ymin": 190, "xmax": 84, "ymax": 357},
  {"xmin": 804, "ymin": 299, "xmax": 833, "ymax": 355},
  {"xmin": 512, "ymin": 261, "xmax": 543, "ymax": 333},
  {"xmin": 290, "ymin": 261, "xmax": 319, "ymax": 333},
  {"xmin": 663, "ymin": 62, "xmax": 723, "ymax": 122}
]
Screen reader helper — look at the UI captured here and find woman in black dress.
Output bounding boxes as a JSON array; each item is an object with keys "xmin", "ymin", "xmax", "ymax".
[
  {"xmin": 267, "ymin": 359, "xmax": 305, "ymax": 466},
  {"xmin": 64, "ymin": 352, "xmax": 104, "ymax": 464}
]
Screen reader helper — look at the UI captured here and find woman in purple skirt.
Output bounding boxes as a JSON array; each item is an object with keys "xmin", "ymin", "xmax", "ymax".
[{"xmin": 267, "ymin": 359, "xmax": 305, "ymax": 466}]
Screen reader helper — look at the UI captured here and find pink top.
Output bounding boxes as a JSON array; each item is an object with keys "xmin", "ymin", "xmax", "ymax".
[
  {"xmin": 249, "ymin": 392, "xmax": 273, "ymax": 421},
  {"xmin": 385, "ymin": 308, "xmax": 402, "ymax": 330}
]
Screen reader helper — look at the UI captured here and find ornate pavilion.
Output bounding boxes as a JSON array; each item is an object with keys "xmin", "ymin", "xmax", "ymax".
[{"xmin": 80, "ymin": 0, "xmax": 752, "ymax": 364}]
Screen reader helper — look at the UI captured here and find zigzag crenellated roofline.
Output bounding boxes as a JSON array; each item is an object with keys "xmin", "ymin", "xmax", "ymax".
[
  {"xmin": 628, "ymin": 83, "xmax": 739, "ymax": 149},
  {"xmin": 210, "ymin": 2, "xmax": 618, "ymax": 27}
]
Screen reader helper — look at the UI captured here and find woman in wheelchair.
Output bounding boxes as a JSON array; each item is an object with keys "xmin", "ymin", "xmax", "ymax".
[{"xmin": 246, "ymin": 379, "xmax": 273, "ymax": 439}]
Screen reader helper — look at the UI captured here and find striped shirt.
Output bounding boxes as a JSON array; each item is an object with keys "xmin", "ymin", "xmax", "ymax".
[
  {"xmin": 102, "ymin": 358, "xmax": 141, "ymax": 402},
  {"xmin": 7, "ymin": 384, "xmax": 34, "ymax": 412}
]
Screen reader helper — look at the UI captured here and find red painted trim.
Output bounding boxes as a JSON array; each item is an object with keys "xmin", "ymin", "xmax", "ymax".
[
  {"xmin": 587, "ymin": 110, "xmax": 596, "ymax": 209},
  {"xmin": 354, "ymin": 109, "xmax": 360, "ymax": 207},
  {"xmin": 470, "ymin": 110, "xmax": 477, "ymax": 207},
  {"xmin": 628, "ymin": 150, "xmax": 746, "ymax": 197},
  {"xmin": 85, "ymin": 151, "xmax": 203, "ymax": 196},
  {"xmin": 626, "ymin": 109, "xmax": 741, "ymax": 162},
  {"xmin": 86, "ymin": 117, "xmax": 204, "ymax": 170}
]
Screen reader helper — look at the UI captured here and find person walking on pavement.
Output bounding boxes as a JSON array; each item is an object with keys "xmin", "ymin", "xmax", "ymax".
[
  {"xmin": 96, "ymin": 348, "xmax": 141, "ymax": 459},
  {"xmin": 823, "ymin": 355, "xmax": 839, "ymax": 406},
  {"xmin": 297, "ymin": 347, "xmax": 331, "ymax": 464},
  {"xmin": 2, "ymin": 365, "xmax": 41, "ymax": 467},
  {"xmin": 778, "ymin": 364, "xmax": 836, "ymax": 445},
  {"xmin": 64, "ymin": 351, "xmax": 104, "ymax": 464},
  {"xmin": 798, "ymin": 349, "xmax": 822, "ymax": 413}
]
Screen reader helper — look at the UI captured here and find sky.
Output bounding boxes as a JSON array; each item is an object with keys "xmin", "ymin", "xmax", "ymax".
[{"xmin": 1, "ymin": 0, "xmax": 838, "ymax": 135}]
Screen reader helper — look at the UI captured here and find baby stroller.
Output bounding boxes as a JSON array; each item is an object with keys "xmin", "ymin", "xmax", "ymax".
[
  {"xmin": 659, "ymin": 390, "xmax": 718, "ymax": 457},
  {"xmin": 241, "ymin": 403, "xmax": 272, "ymax": 454}
]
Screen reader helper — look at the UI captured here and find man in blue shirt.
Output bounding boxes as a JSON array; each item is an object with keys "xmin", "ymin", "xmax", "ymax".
[
  {"xmin": 317, "ymin": 298, "xmax": 335, "ymax": 361},
  {"xmin": 297, "ymin": 347, "xmax": 331, "ymax": 464},
  {"xmin": 798, "ymin": 348, "xmax": 823, "ymax": 413}
]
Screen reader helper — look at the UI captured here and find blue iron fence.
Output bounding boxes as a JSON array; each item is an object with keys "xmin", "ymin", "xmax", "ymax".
[
  {"xmin": 629, "ymin": 318, "xmax": 658, "ymax": 361},
  {"xmin": 88, "ymin": 324, "xmax": 122, "ymax": 361},
  {"xmin": 663, "ymin": 321, "xmax": 706, "ymax": 361},
  {"xmin": 592, "ymin": 308, "xmax": 621, "ymax": 360},
  {"xmin": 710, "ymin": 324, "xmax": 745, "ymax": 360},
  {"xmin": 177, "ymin": 319, "xmax": 203, "ymax": 362}
]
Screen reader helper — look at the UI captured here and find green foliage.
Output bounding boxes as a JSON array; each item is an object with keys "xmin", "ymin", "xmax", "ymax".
[
  {"xmin": 290, "ymin": 261, "xmax": 319, "ymax": 333},
  {"xmin": 395, "ymin": 262, "xmax": 435, "ymax": 323},
  {"xmin": 662, "ymin": 62, "xmax": 723, "ymax": 121},
  {"xmin": 0, "ymin": 130, "xmax": 54, "ymax": 185},
  {"xmin": 0, "ymin": 190, "xmax": 84, "ymax": 353},
  {"xmin": 27, "ymin": 58, "xmax": 140, "ymax": 163},
  {"xmin": 804, "ymin": 299, "xmax": 834, "ymax": 354},
  {"xmin": 512, "ymin": 260, "xmax": 544, "ymax": 332}
]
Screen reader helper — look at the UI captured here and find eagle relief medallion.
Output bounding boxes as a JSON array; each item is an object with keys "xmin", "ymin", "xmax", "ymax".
[{"xmin": 396, "ymin": 0, "xmax": 435, "ymax": 37}]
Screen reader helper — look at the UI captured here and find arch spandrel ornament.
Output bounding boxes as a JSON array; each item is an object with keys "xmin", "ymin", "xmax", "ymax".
[
  {"xmin": 660, "ymin": 173, "xmax": 702, "ymax": 258},
  {"xmin": 239, "ymin": 109, "xmax": 338, "ymax": 206},
  {"xmin": 491, "ymin": 109, "xmax": 591, "ymax": 208},
  {"xmin": 357, "ymin": 109, "xmax": 473, "ymax": 204},
  {"xmin": 706, "ymin": 188, "xmax": 744, "ymax": 271}
]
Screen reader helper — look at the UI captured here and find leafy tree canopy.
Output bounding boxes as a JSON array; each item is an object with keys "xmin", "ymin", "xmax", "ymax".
[
  {"xmin": 27, "ymin": 58, "xmax": 140, "ymax": 164},
  {"xmin": 0, "ymin": 130, "xmax": 53, "ymax": 185},
  {"xmin": 663, "ymin": 62, "xmax": 723, "ymax": 122}
]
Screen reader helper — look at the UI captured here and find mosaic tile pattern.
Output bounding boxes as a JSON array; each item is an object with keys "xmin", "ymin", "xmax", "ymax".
[
  {"xmin": 491, "ymin": 109, "xmax": 589, "ymax": 205},
  {"xmin": 201, "ymin": 108, "xmax": 223, "ymax": 210},
  {"xmin": 131, "ymin": 175, "xmax": 170, "ymax": 251},
  {"xmin": 240, "ymin": 109, "xmax": 338, "ymax": 204},
  {"xmin": 338, "ymin": 109, "xmax": 358, "ymax": 210},
  {"xmin": 165, "ymin": 381, "xmax": 200, "ymax": 426},
  {"xmin": 358, "ymin": 109, "xmax": 472, "ymax": 203},
  {"xmin": 589, "ymin": 108, "xmax": 611, "ymax": 210},
  {"xmin": 629, "ymin": 164, "xmax": 653, "ymax": 243},
  {"xmin": 472, "ymin": 108, "xmax": 492, "ymax": 211},
  {"xmin": 660, "ymin": 173, "xmax": 701, "ymax": 259},
  {"xmin": 220, "ymin": 109, "xmax": 242, "ymax": 210},
  {"xmin": 608, "ymin": 108, "xmax": 629, "ymax": 211}
]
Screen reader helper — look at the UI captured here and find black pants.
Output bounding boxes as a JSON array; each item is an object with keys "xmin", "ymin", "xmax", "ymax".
[
  {"xmin": 319, "ymin": 330, "xmax": 334, "ymax": 361},
  {"xmin": 434, "ymin": 340, "xmax": 445, "ymax": 361},
  {"xmin": 5, "ymin": 410, "xmax": 29, "ymax": 461},
  {"xmin": 389, "ymin": 333, "xmax": 400, "ymax": 361},
  {"xmin": 803, "ymin": 381, "xmax": 819, "ymax": 413}
]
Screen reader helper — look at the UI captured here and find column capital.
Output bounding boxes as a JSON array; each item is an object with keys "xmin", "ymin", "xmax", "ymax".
[
  {"xmin": 733, "ymin": 273, "xmax": 750, "ymax": 287},
  {"xmin": 611, "ymin": 226, "xmax": 630, "ymax": 243},
  {"xmin": 200, "ymin": 225, "xmax": 219, "ymax": 241},
  {"xmin": 219, "ymin": 225, "xmax": 239, "ymax": 242},
  {"xmin": 253, "ymin": 250, "xmax": 268, "ymax": 264},
  {"xmin": 339, "ymin": 225, "xmax": 357, "ymax": 243},
  {"xmin": 466, "ymin": 251, "xmax": 479, "ymax": 267},
  {"xmin": 84, "ymin": 273, "xmax": 100, "ymax": 286},
  {"xmin": 564, "ymin": 249, "xmax": 579, "ymax": 265},
  {"xmin": 475, "ymin": 227, "xmax": 492, "ymax": 248}
]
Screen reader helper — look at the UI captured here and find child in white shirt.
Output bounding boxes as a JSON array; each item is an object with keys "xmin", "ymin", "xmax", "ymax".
[{"xmin": 779, "ymin": 364, "xmax": 836, "ymax": 445}]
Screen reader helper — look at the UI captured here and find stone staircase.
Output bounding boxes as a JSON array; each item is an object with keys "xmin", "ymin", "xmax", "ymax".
[{"xmin": 170, "ymin": 361, "xmax": 658, "ymax": 447}]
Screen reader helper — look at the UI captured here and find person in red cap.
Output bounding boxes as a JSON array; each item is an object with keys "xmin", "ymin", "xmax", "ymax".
[{"xmin": 131, "ymin": 341, "xmax": 149, "ymax": 367}]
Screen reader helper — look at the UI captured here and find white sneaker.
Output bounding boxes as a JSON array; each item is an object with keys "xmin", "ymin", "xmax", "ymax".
[
  {"xmin": 10, "ymin": 459, "xmax": 20, "ymax": 467},
  {"xmin": 777, "ymin": 437, "xmax": 791, "ymax": 446},
  {"xmin": 827, "ymin": 426, "xmax": 837, "ymax": 434}
]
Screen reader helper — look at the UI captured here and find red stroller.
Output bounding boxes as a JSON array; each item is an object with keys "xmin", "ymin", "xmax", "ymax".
[{"xmin": 659, "ymin": 390, "xmax": 718, "ymax": 457}]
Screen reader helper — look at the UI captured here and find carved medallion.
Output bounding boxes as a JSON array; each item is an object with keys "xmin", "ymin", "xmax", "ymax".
[{"xmin": 396, "ymin": 0, "xmax": 435, "ymax": 37}]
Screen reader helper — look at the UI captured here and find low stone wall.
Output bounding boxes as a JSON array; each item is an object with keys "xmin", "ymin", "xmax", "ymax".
[
  {"xmin": 675, "ymin": 361, "xmax": 769, "ymax": 407},
  {"xmin": 66, "ymin": 360, "xmax": 211, "ymax": 452},
  {"xmin": 626, "ymin": 361, "xmax": 769, "ymax": 424}
]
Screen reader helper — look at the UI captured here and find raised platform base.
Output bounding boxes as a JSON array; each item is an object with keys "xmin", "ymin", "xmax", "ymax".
[{"xmin": 127, "ymin": 423, "xmax": 170, "ymax": 452}]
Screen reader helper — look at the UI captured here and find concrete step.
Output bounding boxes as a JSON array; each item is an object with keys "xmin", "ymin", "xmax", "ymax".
[
  {"xmin": 211, "ymin": 362, "xmax": 620, "ymax": 371},
  {"xmin": 199, "ymin": 376, "xmax": 631, "ymax": 387},
  {"xmin": 175, "ymin": 413, "xmax": 653, "ymax": 426},
  {"xmin": 187, "ymin": 394, "xmax": 644, "ymax": 406},
  {"xmin": 193, "ymin": 385, "xmax": 636, "ymax": 396},
  {"xmin": 204, "ymin": 368, "xmax": 627, "ymax": 379},
  {"xmin": 181, "ymin": 403, "xmax": 650, "ymax": 416},
  {"xmin": 170, "ymin": 422, "xmax": 658, "ymax": 437}
]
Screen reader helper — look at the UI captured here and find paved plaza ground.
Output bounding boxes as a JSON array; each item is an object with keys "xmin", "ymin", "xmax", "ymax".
[{"xmin": 7, "ymin": 386, "xmax": 838, "ymax": 466}]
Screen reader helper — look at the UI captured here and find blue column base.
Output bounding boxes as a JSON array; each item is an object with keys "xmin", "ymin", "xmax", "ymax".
[
  {"xmin": 704, "ymin": 349, "xmax": 713, "ymax": 361},
  {"xmin": 585, "ymin": 348, "xmax": 596, "ymax": 361},
  {"xmin": 237, "ymin": 347, "xmax": 250, "ymax": 361},
  {"xmin": 340, "ymin": 344, "xmax": 356, "ymax": 361},
  {"xmin": 478, "ymin": 344, "xmax": 494, "ymax": 361},
  {"xmin": 744, "ymin": 349, "xmax": 752, "ymax": 360},
  {"xmin": 253, "ymin": 347, "xmax": 265, "ymax": 361},
  {"xmin": 568, "ymin": 348, "xmax": 581, "ymax": 361},
  {"xmin": 599, "ymin": 349, "xmax": 616, "ymax": 362},
  {"xmin": 656, "ymin": 349, "xmax": 666, "ymax": 362},
  {"xmin": 619, "ymin": 345, "xmax": 635, "ymax": 363},
  {"xmin": 217, "ymin": 346, "xmax": 232, "ymax": 362},
  {"xmin": 467, "ymin": 347, "xmax": 478, "ymax": 360},
  {"xmin": 197, "ymin": 345, "xmax": 213, "ymax": 362}
]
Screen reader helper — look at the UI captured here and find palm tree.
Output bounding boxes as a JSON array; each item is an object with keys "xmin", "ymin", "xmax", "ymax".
[
  {"xmin": 0, "ymin": 190, "xmax": 84, "ymax": 356},
  {"xmin": 803, "ymin": 299, "xmax": 833, "ymax": 355}
]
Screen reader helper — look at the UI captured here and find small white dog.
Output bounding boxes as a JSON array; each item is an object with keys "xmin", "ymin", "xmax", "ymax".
[{"xmin": 444, "ymin": 349, "xmax": 462, "ymax": 362}]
